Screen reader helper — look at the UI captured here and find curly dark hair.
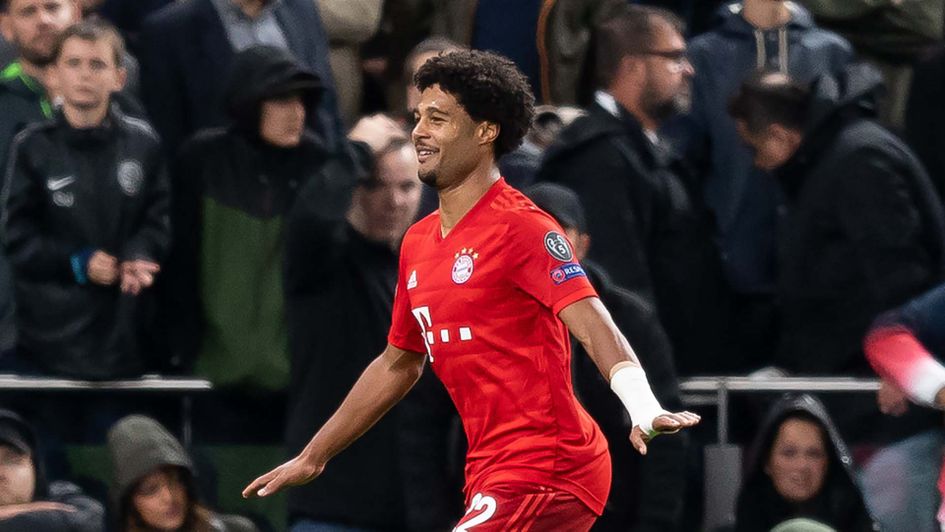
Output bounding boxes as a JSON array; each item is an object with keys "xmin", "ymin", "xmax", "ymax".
[{"xmin": 415, "ymin": 49, "xmax": 535, "ymax": 160}]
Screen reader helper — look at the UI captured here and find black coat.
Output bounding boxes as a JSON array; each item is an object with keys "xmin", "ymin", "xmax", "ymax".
[
  {"xmin": 537, "ymin": 101, "xmax": 727, "ymax": 375},
  {"xmin": 571, "ymin": 263, "xmax": 686, "ymax": 532},
  {"xmin": 2, "ymin": 109, "xmax": 170, "ymax": 378},
  {"xmin": 282, "ymin": 158, "xmax": 411, "ymax": 528},
  {"xmin": 735, "ymin": 394, "xmax": 879, "ymax": 532},
  {"xmin": 774, "ymin": 64, "xmax": 945, "ymax": 376},
  {"xmin": 137, "ymin": 0, "xmax": 345, "ymax": 159},
  {"xmin": 905, "ymin": 44, "xmax": 945, "ymax": 204}
]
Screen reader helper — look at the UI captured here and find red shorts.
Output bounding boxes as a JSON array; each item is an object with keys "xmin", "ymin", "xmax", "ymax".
[{"xmin": 452, "ymin": 484, "xmax": 597, "ymax": 532}]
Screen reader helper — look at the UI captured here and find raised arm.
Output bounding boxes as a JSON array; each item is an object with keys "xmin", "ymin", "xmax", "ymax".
[
  {"xmin": 242, "ymin": 343, "xmax": 425, "ymax": 498},
  {"xmin": 559, "ymin": 297, "xmax": 699, "ymax": 454}
]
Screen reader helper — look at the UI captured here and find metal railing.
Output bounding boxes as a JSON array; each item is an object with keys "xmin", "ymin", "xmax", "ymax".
[
  {"xmin": 680, "ymin": 376, "xmax": 881, "ymax": 443},
  {"xmin": 0, "ymin": 374, "xmax": 214, "ymax": 446}
]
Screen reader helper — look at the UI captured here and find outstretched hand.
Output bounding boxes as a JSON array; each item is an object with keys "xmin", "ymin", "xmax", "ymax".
[
  {"xmin": 629, "ymin": 411, "xmax": 700, "ymax": 455},
  {"xmin": 242, "ymin": 455, "xmax": 325, "ymax": 499}
]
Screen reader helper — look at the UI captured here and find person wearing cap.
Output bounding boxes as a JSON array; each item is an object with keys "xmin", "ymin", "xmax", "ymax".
[
  {"xmin": 524, "ymin": 182, "xmax": 688, "ymax": 532},
  {"xmin": 3, "ymin": 19, "xmax": 170, "ymax": 379},
  {"xmin": 108, "ymin": 414, "xmax": 257, "ymax": 531},
  {"xmin": 0, "ymin": 409, "xmax": 104, "ymax": 531}
]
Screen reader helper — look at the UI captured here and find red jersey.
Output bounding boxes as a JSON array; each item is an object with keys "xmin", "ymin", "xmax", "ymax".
[{"xmin": 388, "ymin": 179, "xmax": 611, "ymax": 514}]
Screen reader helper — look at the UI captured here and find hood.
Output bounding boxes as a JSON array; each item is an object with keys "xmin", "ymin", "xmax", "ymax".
[
  {"xmin": 803, "ymin": 62, "xmax": 884, "ymax": 135},
  {"xmin": 0, "ymin": 409, "xmax": 48, "ymax": 500},
  {"xmin": 224, "ymin": 44, "xmax": 323, "ymax": 136},
  {"xmin": 107, "ymin": 415, "xmax": 194, "ymax": 503},
  {"xmin": 743, "ymin": 394, "xmax": 855, "ymax": 482},
  {"xmin": 738, "ymin": 394, "xmax": 877, "ymax": 528},
  {"xmin": 713, "ymin": 1, "xmax": 815, "ymax": 38}
]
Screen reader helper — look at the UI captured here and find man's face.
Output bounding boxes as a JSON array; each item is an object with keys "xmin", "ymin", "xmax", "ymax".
[
  {"xmin": 639, "ymin": 23, "xmax": 693, "ymax": 123},
  {"xmin": 259, "ymin": 94, "xmax": 306, "ymax": 147},
  {"xmin": 0, "ymin": 0, "xmax": 78, "ymax": 66},
  {"xmin": 51, "ymin": 36, "xmax": 124, "ymax": 112},
  {"xmin": 735, "ymin": 120, "xmax": 801, "ymax": 171},
  {"xmin": 0, "ymin": 445, "xmax": 35, "ymax": 506},
  {"xmin": 412, "ymin": 84, "xmax": 488, "ymax": 190},
  {"xmin": 354, "ymin": 143, "xmax": 421, "ymax": 244}
]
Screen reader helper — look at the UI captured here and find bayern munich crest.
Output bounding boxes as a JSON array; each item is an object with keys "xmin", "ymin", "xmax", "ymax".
[{"xmin": 451, "ymin": 248, "xmax": 479, "ymax": 284}]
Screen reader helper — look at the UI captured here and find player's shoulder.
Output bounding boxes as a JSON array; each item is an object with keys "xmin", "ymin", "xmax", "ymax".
[
  {"xmin": 401, "ymin": 210, "xmax": 440, "ymax": 246},
  {"xmin": 491, "ymin": 181, "xmax": 565, "ymax": 237}
]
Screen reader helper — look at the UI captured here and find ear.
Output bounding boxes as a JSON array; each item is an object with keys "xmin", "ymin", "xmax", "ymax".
[
  {"xmin": 69, "ymin": 0, "xmax": 82, "ymax": 22},
  {"xmin": 0, "ymin": 15, "xmax": 13, "ymax": 43},
  {"xmin": 114, "ymin": 66, "xmax": 127, "ymax": 92},
  {"xmin": 477, "ymin": 121, "xmax": 499, "ymax": 147}
]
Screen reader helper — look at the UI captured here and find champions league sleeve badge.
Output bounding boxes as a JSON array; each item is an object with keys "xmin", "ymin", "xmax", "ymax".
[{"xmin": 544, "ymin": 231, "xmax": 573, "ymax": 262}]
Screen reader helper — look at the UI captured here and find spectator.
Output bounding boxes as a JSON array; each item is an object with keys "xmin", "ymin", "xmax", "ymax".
[
  {"xmin": 669, "ymin": 0, "xmax": 852, "ymax": 369},
  {"xmin": 537, "ymin": 6, "xmax": 727, "ymax": 375},
  {"xmin": 3, "ymin": 19, "xmax": 169, "ymax": 379},
  {"xmin": 164, "ymin": 44, "xmax": 335, "ymax": 390},
  {"xmin": 905, "ymin": 45, "xmax": 945, "ymax": 203},
  {"xmin": 402, "ymin": 36, "xmax": 463, "ymax": 121},
  {"xmin": 314, "ymin": 0, "xmax": 382, "ymax": 126},
  {"xmin": 525, "ymin": 182, "xmax": 688, "ymax": 531},
  {"xmin": 735, "ymin": 394, "xmax": 878, "ymax": 532},
  {"xmin": 730, "ymin": 67, "xmax": 945, "ymax": 530},
  {"xmin": 798, "ymin": 0, "xmax": 944, "ymax": 129},
  {"xmin": 107, "ymin": 415, "xmax": 257, "ymax": 532},
  {"xmin": 729, "ymin": 67, "xmax": 945, "ymax": 377},
  {"xmin": 138, "ymin": 0, "xmax": 346, "ymax": 160},
  {"xmin": 0, "ymin": 0, "xmax": 80, "ymax": 170},
  {"xmin": 427, "ymin": 0, "xmax": 628, "ymax": 105},
  {"xmin": 0, "ymin": 408, "xmax": 104, "ymax": 531},
  {"xmin": 864, "ymin": 282, "xmax": 945, "ymax": 532},
  {"xmin": 283, "ymin": 117, "xmax": 446, "ymax": 531}
]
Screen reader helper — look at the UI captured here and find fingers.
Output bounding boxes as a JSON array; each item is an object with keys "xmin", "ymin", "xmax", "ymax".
[
  {"xmin": 242, "ymin": 469, "xmax": 280, "ymax": 499},
  {"xmin": 629, "ymin": 426, "xmax": 648, "ymax": 456}
]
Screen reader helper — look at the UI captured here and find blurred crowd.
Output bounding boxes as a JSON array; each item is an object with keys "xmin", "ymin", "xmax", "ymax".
[{"xmin": 0, "ymin": 0, "xmax": 943, "ymax": 530}]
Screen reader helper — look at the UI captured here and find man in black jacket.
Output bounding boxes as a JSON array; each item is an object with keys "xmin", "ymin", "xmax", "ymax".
[
  {"xmin": 3, "ymin": 20, "xmax": 169, "ymax": 378},
  {"xmin": 283, "ymin": 122, "xmax": 463, "ymax": 531},
  {"xmin": 0, "ymin": 409, "xmax": 104, "ymax": 531},
  {"xmin": 536, "ymin": 6, "xmax": 727, "ymax": 375},
  {"xmin": 731, "ymin": 66, "xmax": 945, "ymax": 529},
  {"xmin": 525, "ymin": 182, "xmax": 688, "ymax": 532}
]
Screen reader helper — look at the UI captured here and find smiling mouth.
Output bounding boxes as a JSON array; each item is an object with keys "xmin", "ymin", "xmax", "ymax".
[{"xmin": 416, "ymin": 147, "xmax": 437, "ymax": 162}]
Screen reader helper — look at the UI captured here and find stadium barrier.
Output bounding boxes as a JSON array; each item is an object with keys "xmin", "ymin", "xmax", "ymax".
[
  {"xmin": 680, "ymin": 376, "xmax": 881, "ymax": 530},
  {"xmin": 0, "ymin": 373, "xmax": 213, "ymax": 447}
]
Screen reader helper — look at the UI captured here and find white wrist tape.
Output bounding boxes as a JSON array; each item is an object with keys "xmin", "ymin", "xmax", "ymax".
[
  {"xmin": 908, "ymin": 358, "xmax": 945, "ymax": 407},
  {"xmin": 610, "ymin": 364, "xmax": 666, "ymax": 435}
]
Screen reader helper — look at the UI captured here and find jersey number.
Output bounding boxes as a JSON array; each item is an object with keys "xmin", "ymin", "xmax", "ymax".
[{"xmin": 453, "ymin": 493, "xmax": 497, "ymax": 532}]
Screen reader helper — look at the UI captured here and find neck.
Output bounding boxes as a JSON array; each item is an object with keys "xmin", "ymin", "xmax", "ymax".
[
  {"xmin": 611, "ymin": 88, "xmax": 659, "ymax": 132},
  {"xmin": 437, "ymin": 161, "xmax": 500, "ymax": 238},
  {"xmin": 346, "ymin": 205, "xmax": 398, "ymax": 250},
  {"xmin": 742, "ymin": 0, "xmax": 791, "ymax": 30},
  {"xmin": 63, "ymin": 103, "xmax": 108, "ymax": 129},
  {"xmin": 231, "ymin": 0, "xmax": 267, "ymax": 18},
  {"xmin": 17, "ymin": 60, "xmax": 46, "ymax": 83}
]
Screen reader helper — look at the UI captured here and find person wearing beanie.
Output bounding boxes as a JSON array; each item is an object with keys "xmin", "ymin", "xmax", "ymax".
[
  {"xmin": 108, "ymin": 415, "xmax": 257, "ymax": 532},
  {"xmin": 0, "ymin": 408, "xmax": 104, "ymax": 531}
]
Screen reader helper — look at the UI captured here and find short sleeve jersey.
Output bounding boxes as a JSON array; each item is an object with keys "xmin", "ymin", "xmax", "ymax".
[{"xmin": 388, "ymin": 179, "xmax": 611, "ymax": 514}]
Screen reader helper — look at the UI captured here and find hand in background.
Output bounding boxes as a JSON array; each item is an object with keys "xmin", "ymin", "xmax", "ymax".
[
  {"xmin": 120, "ymin": 260, "xmax": 160, "ymax": 295},
  {"xmin": 87, "ymin": 251, "xmax": 118, "ymax": 286}
]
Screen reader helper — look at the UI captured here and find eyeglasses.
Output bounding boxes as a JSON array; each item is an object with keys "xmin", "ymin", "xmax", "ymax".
[{"xmin": 637, "ymin": 49, "xmax": 691, "ymax": 73}]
